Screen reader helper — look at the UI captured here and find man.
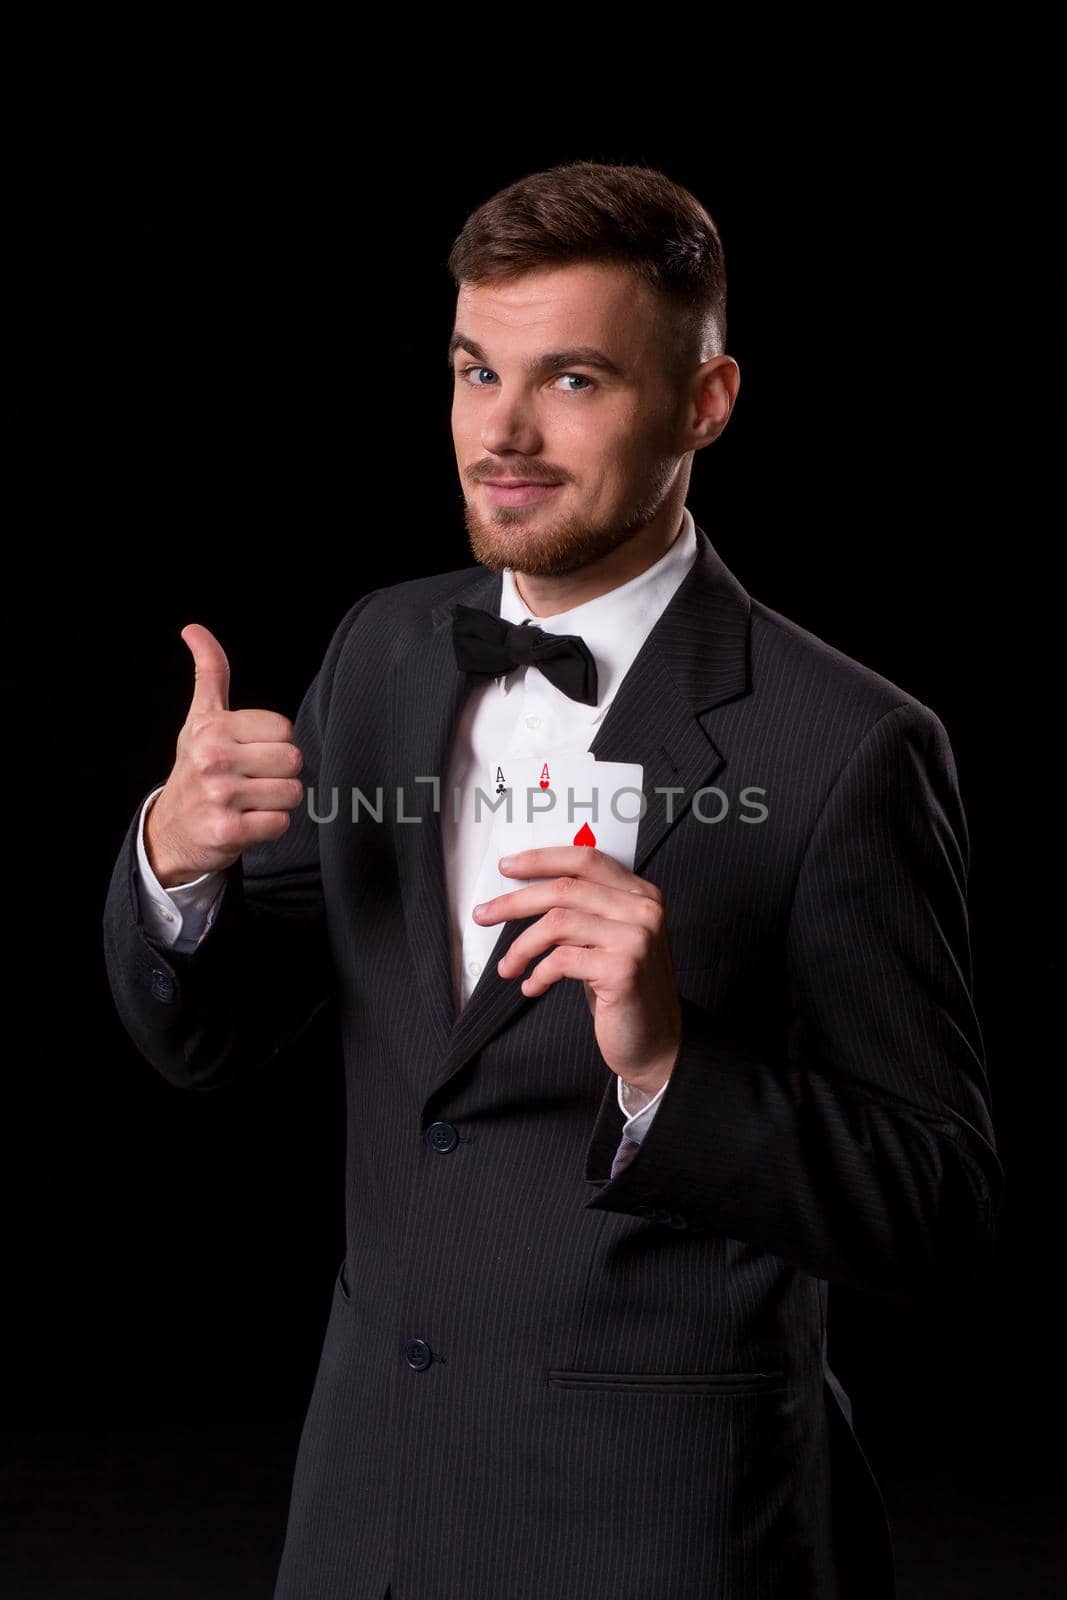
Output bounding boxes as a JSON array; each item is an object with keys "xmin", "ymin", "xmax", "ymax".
[{"xmin": 103, "ymin": 161, "xmax": 1003, "ymax": 1599}]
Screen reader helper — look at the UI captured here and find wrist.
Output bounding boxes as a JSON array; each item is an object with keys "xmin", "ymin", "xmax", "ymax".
[
  {"xmin": 620, "ymin": 1059, "xmax": 674, "ymax": 1099},
  {"xmin": 144, "ymin": 802, "xmax": 191, "ymax": 889}
]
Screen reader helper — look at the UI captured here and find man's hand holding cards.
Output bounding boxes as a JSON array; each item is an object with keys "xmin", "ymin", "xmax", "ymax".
[{"xmin": 474, "ymin": 755, "xmax": 683, "ymax": 1097}]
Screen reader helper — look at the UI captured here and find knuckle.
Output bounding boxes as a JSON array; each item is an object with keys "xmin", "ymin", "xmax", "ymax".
[
  {"xmin": 203, "ymin": 778, "xmax": 234, "ymax": 808},
  {"xmin": 190, "ymin": 742, "xmax": 223, "ymax": 776},
  {"xmin": 553, "ymin": 875, "xmax": 576, "ymax": 896},
  {"xmin": 208, "ymin": 811, "xmax": 241, "ymax": 851}
]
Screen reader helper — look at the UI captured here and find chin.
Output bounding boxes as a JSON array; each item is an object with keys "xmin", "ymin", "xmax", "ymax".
[
  {"xmin": 462, "ymin": 498, "xmax": 641, "ymax": 580},
  {"xmin": 463, "ymin": 506, "xmax": 581, "ymax": 576}
]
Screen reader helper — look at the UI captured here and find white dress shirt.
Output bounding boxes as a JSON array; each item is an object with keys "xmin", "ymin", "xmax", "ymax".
[{"xmin": 133, "ymin": 505, "xmax": 699, "ymax": 1143}]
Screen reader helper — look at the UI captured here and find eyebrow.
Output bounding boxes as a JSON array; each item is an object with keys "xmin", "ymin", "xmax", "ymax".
[{"xmin": 447, "ymin": 331, "xmax": 626, "ymax": 379}]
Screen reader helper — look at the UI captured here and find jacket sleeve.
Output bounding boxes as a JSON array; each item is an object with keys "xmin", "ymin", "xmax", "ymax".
[
  {"xmin": 101, "ymin": 588, "xmax": 381, "ymax": 1092},
  {"xmin": 583, "ymin": 700, "xmax": 1004, "ymax": 1303}
]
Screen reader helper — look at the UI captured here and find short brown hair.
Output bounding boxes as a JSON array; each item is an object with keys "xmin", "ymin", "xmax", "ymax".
[{"xmin": 447, "ymin": 160, "xmax": 727, "ymax": 375}]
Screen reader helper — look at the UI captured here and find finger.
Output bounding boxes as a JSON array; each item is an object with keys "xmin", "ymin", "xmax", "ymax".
[
  {"xmin": 234, "ymin": 809, "xmax": 296, "ymax": 846},
  {"xmin": 519, "ymin": 943, "xmax": 610, "ymax": 996},
  {"xmin": 220, "ymin": 775, "xmax": 304, "ymax": 811},
  {"xmin": 228, "ymin": 707, "xmax": 297, "ymax": 745},
  {"xmin": 181, "ymin": 624, "xmax": 231, "ymax": 714},
  {"xmin": 476, "ymin": 875, "xmax": 662, "ymax": 929},
  {"xmin": 498, "ymin": 909, "xmax": 646, "ymax": 977},
  {"xmin": 231, "ymin": 739, "xmax": 304, "ymax": 777},
  {"xmin": 499, "ymin": 846, "xmax": 663, "ymax": 903}
]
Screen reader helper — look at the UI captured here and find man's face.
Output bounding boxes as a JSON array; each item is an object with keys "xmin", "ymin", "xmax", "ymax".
[{"xmin": 449, "ymin": 262, "xmax": 688, "ymax": 578}]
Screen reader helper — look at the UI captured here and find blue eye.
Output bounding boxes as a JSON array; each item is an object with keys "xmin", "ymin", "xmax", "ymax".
[{"xmin": 458, "ymin": 367, "xmax": 594, "ymax": 394}]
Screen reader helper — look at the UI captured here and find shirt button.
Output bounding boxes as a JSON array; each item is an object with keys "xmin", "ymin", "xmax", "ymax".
[
  {"xmin": 149, "ymin": 969, "xmax": 176, "ymax": 1004},
  {"xmin": 467, "ymin": 958, "xmax": 482, "ymax": 976},
  {"xmin": 525, "ymin": 714, "xmax": 542, "ymax": 729}
]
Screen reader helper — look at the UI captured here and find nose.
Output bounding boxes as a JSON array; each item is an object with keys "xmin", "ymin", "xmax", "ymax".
[{"xmin": 479, "ymin": 387, "xmax": 542, "ymax": 456}]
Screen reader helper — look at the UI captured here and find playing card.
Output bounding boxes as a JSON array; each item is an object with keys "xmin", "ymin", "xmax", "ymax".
[
  {"xmin": 488, "ymin": 757, "xmax": 645, "ymax": 893},
  {"xmin": 486, "ymin": 752, "xmax": 595, "ymax": 809}
]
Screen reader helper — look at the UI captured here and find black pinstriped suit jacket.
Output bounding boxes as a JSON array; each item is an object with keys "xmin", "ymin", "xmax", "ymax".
[{"xmin": 103, "ymin": 520, "xmax": 1003, "ymax": 1599}]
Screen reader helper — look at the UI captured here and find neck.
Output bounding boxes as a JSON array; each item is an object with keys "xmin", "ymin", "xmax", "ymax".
[{"xmin": 514, "ymin": 501, "xmax": 685, "ymax": 617}]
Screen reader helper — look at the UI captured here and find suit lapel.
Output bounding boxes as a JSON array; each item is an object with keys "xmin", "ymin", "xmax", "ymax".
[
  {"xmin": 391, "ymin": 521, "xmax": 752, "ymax": 1101},
  {"xmin": 390, "ymin": 561, "xmax": 503, "ymax": 1063}
]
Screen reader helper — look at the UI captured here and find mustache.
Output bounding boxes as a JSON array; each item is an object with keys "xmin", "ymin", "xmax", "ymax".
[{"xmin": 471, "ymin": 467, "xmax": 568, "ymax": 486}]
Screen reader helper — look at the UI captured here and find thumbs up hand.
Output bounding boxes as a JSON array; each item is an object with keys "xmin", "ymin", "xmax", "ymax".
[{"xmin": 143, "ymin": 624, "xmax": 305, "ymax": 888}]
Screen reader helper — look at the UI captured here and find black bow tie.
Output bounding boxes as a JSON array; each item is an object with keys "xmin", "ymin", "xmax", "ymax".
[{"xmin": 451, "ymin": 603, "xmax": 599, "ymax": 706}]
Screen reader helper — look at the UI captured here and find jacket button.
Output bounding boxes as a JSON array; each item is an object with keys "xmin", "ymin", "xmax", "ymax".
[
  {"xmin": 404, "ymin": 1338, "xmax": 432, "ymax": 1371},
  {"xmin": 425, "ymin": 1121, "xmax": 459, "ymax": 1153},
  {"xmin": 666, "ymin": 1213, "xmax": 688, "ymax": 1229},
  {"xmin": 150, "ymin": 969, "xmax": 176, "ymax": 1004}
]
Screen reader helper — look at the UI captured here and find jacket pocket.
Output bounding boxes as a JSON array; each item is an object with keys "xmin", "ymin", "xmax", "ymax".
[{"xmin": 546, "ymin": 1367, "xmax": 787, "ymax": 1395}]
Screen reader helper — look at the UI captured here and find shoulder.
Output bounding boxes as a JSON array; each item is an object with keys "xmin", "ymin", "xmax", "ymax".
[
  {"xmin": 742, "ymin": 601, "xmax": 969, "ymax": 877},
  {"xmin": 326, "ymin": 563, "xmax": 489, "ymax": 659},
  {"xmin": 749, "ymin": 596, "xmax": 945, "ymax": 750}
]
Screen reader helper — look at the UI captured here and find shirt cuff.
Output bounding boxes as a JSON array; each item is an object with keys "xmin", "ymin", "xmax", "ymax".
[
  {"xmin": 616, "ymin": 1073, "xmax": 670, "ymax": 1143},
  {"xmin": 135, "ymin": 785, "xmax": 226, "ymax": 950}
]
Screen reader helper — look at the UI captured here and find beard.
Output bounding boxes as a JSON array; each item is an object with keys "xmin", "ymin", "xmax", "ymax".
[{"xmin": 462, "ymin": 464, "xmax": 676, "ymax": 579}]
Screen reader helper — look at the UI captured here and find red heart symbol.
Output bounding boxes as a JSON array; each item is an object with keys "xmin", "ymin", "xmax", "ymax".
[{"xmin": 573, "ymin": 822, "xmax": 597, "ymax": 847}]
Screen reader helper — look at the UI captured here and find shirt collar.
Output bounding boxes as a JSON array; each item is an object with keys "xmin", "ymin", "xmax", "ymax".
[{"xmin": 496, "ymin": 504, "xmax": 698, "ymax": 715}]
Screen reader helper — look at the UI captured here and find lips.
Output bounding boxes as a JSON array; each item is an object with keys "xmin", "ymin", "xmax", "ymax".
[{"xmin": 481, "ymin": 480, "xmax": 564, "ymax": 507}]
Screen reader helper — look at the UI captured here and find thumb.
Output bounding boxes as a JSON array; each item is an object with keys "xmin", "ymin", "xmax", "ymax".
[{"xmin": 181, "ymin": 623, "xmax": 231, "ymax": 714}]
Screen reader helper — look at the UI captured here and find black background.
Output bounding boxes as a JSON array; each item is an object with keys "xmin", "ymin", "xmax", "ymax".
[{"xmin": 6, "ymin": 61, "xmax": 1060, "ymax": 1599}]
